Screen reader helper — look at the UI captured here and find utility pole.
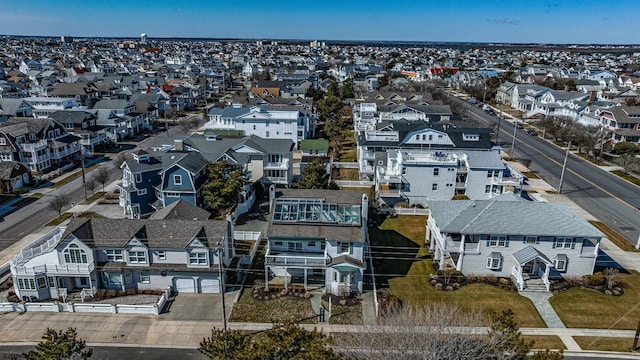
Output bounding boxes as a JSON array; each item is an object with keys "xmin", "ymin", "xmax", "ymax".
[
  {"xmin": 217, "ymin": 241, "xmax": 227, "ymax": 331},
  {"xmin": 509, "ymin": 117, "xmax": 518, "ymax": 160},
  {"xmin": 81, "ymin": 151, "xmax": 87, "ymax": 200},
  {"xmin": 558, "ymin": 141, "xmax": 571, "ymax": 194}
]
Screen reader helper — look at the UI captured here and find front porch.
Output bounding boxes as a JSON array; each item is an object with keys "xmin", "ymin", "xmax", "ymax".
[{"xmin": 511, "ymin": 246, "xmax": 553, "ymax": 292}]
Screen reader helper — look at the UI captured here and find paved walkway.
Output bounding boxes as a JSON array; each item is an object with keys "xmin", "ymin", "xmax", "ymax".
[
  {"xmin": 519, "ymin": 291, "xmax": 565, "ymax": 328},
  {"xmin": 360, "ymin": 291, "xmax": 376, "ymax": 325}
]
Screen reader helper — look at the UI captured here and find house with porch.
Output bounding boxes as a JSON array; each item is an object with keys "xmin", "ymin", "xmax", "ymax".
[
  {"xmin": 264, "ymin": 187, "xmax": 368, "ymax": 296},
  {"xmin": 9, "ymin": 217, "xmax": 233, "ymax": 301},
  {"xmin": 49, "ymin": 110, "xmax": 109, "ymax": 157},
  {"xmin": 426, "ymin": 196, "xmax": 604, "ymax": 291}
]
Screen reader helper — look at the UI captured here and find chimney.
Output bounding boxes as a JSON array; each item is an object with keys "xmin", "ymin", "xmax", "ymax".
[
  {"xmin": 362, "ymin": 193, "xmax": 369, "ymax": 225},
  {"xmin": 268, "ymin": 184, "xmax": 276, "ymax": 213},
  {"xmin": 174, "ymin": 139, "xmax": 183, "ymax": 151},
  {"xmin": 587, "ymin": 91, "xmax": 597, "ymax": 106}
]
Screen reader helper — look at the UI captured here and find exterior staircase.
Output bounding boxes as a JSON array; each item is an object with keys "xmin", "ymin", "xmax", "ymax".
[{"xmin": 520, "ymin": 278, "xmax": 548, "ymax": 292}]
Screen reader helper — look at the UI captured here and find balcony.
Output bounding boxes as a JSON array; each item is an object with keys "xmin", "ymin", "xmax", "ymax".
[
  {"xmin": 455, "ymin": 182, "xmax": 466, "ymax": 189},
  {"xmin": 265, "ymin": 159, "xmax": 290, "ymax": 170},
  {"xmin": 362, "ymin": 150, "xmax": 375, "ymax": 160},
  {"xmin": 19, "ymin": 139, "xmax": 48, "ymax": 152},
  {"xmin": 13, "ymin": 262, "xmax": 95, "ymax": 276},
  {"xmin": 491, "ymin": 176, "xmax": 523, "ymax": 187},
  {"xmin": 266, "ymin": 176, "xmax": 288, "ymax": 184},
  {"xmin": 265, "ymin": 252, "xmax": 326, "ymax": 267},
  {"xmin": 379, "ymin": 189, "xmax": 403, "ymax": 197}
]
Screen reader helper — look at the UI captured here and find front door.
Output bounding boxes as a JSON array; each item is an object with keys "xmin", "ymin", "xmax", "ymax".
[{"xmin": 522, "ymin": 262, "xmax": 532, "ymax": 275}]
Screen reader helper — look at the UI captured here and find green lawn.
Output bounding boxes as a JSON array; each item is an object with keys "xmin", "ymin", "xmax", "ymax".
[
  {"xmin": 340, "ymin": 148, "xmax": 357, "ymax": 162},
  {"xmin": 370, "ymin": 216, "xmax": 544, "ymax": 328},
  {"xmin": 229, "ymin": 289, "xmax": 317, "ymax": 324},
  {"xmin": 550, "ymin": 271, "xmax": 640, "ymax": 329},
  {"xmin": 387, "ymin": 260, "xmax": 546, "ymax": 327},
  {"xmin": 589, "ymin": 221, "xmax": 639, "ymax": 252}
]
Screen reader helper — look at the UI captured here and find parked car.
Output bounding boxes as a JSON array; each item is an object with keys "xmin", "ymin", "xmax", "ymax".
[
  {"xmin": 527, "ymin": 130, "xmax": 537, "ymax": 136},
  {"xmin": 515, "ymin": 122, "xmax": 524, "ymax": 129}
]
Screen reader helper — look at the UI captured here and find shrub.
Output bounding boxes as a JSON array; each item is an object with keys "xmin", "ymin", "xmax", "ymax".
[
  {"xmin": 583, "ymin": 272, "xmax": 605, "ymax": 286},
  {"xmin": 435, "ymin": 283, "xmax": 443, "ymax": 290}
]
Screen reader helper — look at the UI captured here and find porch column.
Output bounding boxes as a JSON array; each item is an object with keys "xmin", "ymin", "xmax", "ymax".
[
  {"xmin": 543, "ymin": 264, "xmax": 551, "ymax": 291},
  {"xmin": 265, "ymin": 267, "xmax": 269, "ymax": 291},
  {"xmin": 459, "ymin": 234, "xmax": 466, "ymax": 253},
  {"xmin": 439, "ymin": 248, "xmax": 445, "ymax": 265},
  {"xmin": 303, "ymin": 268, "xmax": 308, "ymax": 291},
  {"xmin": 88, "ymin": 275, "xmax": 93, "ymax": 290},
  {"xmin": 284, "ymin": 269, "xmax": 288, "ymax": 290}
]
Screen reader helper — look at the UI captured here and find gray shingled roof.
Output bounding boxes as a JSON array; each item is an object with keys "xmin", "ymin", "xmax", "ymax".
[
  {"xmin": 427, "ymin": 198, "xmax": 604, "ymax": 238},
  {"xmin": 62, "ymin": 218, "xmax": 228, "ymax": 249},
  {"xmin": 512, "ymin": 246, "xmax": 552, "ymax": 265},
  {"xmin": 149, "ymin": 199, "xmax": 211, "ymax": 221}
]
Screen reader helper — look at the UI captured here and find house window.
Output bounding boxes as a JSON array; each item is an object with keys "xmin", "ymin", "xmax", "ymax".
[
  {"xmin": 486, "ymin": 253, "xmax": 503, "ymax": 270},
  {"xmin": 106, "ymin": 249, "xmax": 124, "ymax": 262},
  {"xmin": 338, "ymin": 242, "xmax": 350, "ymax": 254},
  {"xmin": 137, "ymin": 188, "xmax": 147, "ymax": 196},
  {"xmin": 173, "ymin": 175, "xmax": 182, "ymax": 185},
  {"xmin": 0, "ymin": 138, "xmax": 5, "ymax": 145},
  {"xmin": 554, "ymin": 237, "xmax": 573, "ymax": 249},
  {"xmin": 433, "ymin": 168, "xmax": 439, "ymax": 176},
  {"xmin": 18, "ymin": 278, "xmax": 36, "ymax": 290},
  {"xmin": 30, "ymin": 133, "xmax": 36, "ymax": 141},
  {"xmin": 158, "ymin": 250, "xmax": 166, "ymax": 260},
  {"xmin": 64, "ymin": 244, "xmax": 88, "ymax": 264},
  {"xmin": 266, "ymin": 131, "xmax": 270, "ymax": 137},
  {"xmin": 48, "ymin": 276, "xmax": 56, "ymax": 288},
  {"xmin": 554, "ymin": 255, "xmax": 568, "ymax": 271},
  {"xmin": 135, "ymin": 173, "xmax": 142, "ymax": 182},
  {"xmin": 485, "ymin": 185, "xmax": 491, "ymax": 194},
  {"xmin": 166, "ymin": 192, "xmax": 180, "ymax": 197},
  {"xmin": 37, "ymin": 277, "xmax": 47, "ymax": 289},
  {"xmin": 128, "ymin": 251, "xmax": 147, "ymax": 264},
  {"xmin": 274, "ymin": 241, "xmax": 283, "ymax": 246},
  {"xmin": 308, "ymin": 242, "xmax": 316, "ymax": 248},
  {"xmin": 429, "ymin": 135, "xmax": 433, "ymax": 141},
  {"xmin": 432, "ymin": 183, "xmax": 438, "ymax": 191},
  {"xmin": 526, "ymin": 236, "xmax": 538, "ymax": 244},
  {"xmin": 106, "ymin": 273, "xmax": 123, "ymax": 285},
  {"xmin": 487, "ymin": 170, "xmax": 493, "ymax": 178},
  {"xmin": 288, "ymin": 242, "xmax": 302, "ymax": 251},
  {"xmin": 488, "ymin": 236, "xmax": 507, "ymax": 247},
  {"xmin": 140, "ymin": 271, "xmax": 150, "ymax": 283},
  {"xmin": 189, "ymin": 252, "xmax": 207, "ymax": 265}
]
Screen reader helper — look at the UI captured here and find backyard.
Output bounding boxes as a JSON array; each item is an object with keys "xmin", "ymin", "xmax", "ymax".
[{"xmin": 370, "ymin": 215, "xmax": 546, "ymax": 328}]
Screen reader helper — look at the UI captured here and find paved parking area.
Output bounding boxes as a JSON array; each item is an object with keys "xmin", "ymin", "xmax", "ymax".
[{"xmin": 160, "ymin": 292, "xmax": 236, "ymax": 322}]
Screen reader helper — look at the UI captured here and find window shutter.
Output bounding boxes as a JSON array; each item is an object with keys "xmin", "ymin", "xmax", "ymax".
[
  {"xmin": 486, "ymin": 240, "xmax": 490, "ymax": 247},
  {"xmin": 552, "ymin": 239, "xmax": 556, "ymax": 249},
  {"xmin": 571, "ymin": 240, "xmax": 575, "ymax": 249},
  {"xmin": 486, "ymin": 257, "xmax": 491, "ymax": 268},
  {"xmin": 505, "ymin": 240, "xmax": 509, "ymax": 247}
]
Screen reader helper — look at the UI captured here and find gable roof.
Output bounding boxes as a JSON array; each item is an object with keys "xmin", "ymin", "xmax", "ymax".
[{"xmin": 149, "ymin": 199, "xmax": 211, "ymax": 221}]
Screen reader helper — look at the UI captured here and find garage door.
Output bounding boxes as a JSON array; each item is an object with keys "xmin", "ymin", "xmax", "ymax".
[
  {"xmin": 200, "ymin": 277, "xmax": 220, "ymax": 293},
  {"xmin": 174, "ymin": 278, "xmax": 195, "ymax": 293}
]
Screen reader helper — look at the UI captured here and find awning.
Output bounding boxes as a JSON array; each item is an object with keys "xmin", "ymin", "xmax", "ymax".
[{"xmin": 512, "ymin": 246, "xmax": 552, "ymax": 266}]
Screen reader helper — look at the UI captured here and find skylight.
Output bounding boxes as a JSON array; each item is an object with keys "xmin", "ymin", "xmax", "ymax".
[{"xmin": 273, "ymin": 198, "xmax": 360, "ymax": 225}]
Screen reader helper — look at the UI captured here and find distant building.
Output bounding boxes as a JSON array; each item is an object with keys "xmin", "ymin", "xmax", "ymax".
[
  {"xmin": 141, "ymin": 33, "xmax": 147, "ymax": 45},
  {"xmin": 60, "ymin": 35, "xmax": 73, "ymax": 44}
]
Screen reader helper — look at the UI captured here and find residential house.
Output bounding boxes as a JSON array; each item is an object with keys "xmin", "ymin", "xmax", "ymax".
[
  {"xmin": 48, "ymin": 82, "xmax": 98, "ymax": 107},
  {"xmin": 264, "ymin": 187, "xmax": 368, "ymax": 296},
  {"xmin": 0, "ymin": 98, "xmax": 32, "ymax": 122},
  {"xmin": 0, "ymin": 161, "xmax": 31, "ymax": 193},
  {"xmin": 93, "ymin": 99, "xmax": 145, "ymax": 136},
  {"xmin": 598, "ymin": 106, "xmax": 640, "ymax": 147},
  {"xmin": 204, "ymin": 105, "xmax": 315, "ymax": 147},
  {"xmin": 49, "ymin": 110, "xmax": 109, "ymax": 156},
  {"xmin": 24, "ymin": 97, "xmax": 78, "ymax": 118},
  {"xmin": 426, "ymin": 196, "xmax": 604, "ymax": 291},
  {"xmin": 375, "ymin": 149, "xmax": 523, "ymax": 206},
  {"xmin": 0, "ymin": 117, "xmax": 81, "ymax": 173},
  {"xmin": 9, "ymin": 217, "xmax": 233, "ymax": 301}
]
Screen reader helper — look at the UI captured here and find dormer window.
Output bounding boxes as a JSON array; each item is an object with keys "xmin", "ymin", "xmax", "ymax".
[
  {"xmin": 29, "ymin": 134, "xmax": 36, "ymax": 141},
  {"xmin": 174, "ymin": 175, "xmax": 182, "ymax": 185},
  {"xmin": 64, "ymin": 244, "xmax": 88, "ymax": 264}
]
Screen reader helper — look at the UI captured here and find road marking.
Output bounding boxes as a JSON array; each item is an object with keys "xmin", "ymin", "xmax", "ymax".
[{"xmin": 472, "ymin": 111, "xmax": 638, "ymax": 211}]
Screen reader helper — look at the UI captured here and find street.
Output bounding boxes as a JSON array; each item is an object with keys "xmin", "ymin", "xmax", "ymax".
[
  {"xmin": 0, "ymin": 124, "xmax": 186, "ymax": 251},
  {"xmin": 0, "ymin": 345, "xmax": 205, "ymax": 360},
  {"xmin": 453, "ymin": 96, "xmax": 640, "ymax": 245}
]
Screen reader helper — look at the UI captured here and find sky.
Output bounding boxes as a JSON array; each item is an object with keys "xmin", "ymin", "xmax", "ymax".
[{"xmin": 1, "ymin": 0, "xmax": 638, "ymax": 44}]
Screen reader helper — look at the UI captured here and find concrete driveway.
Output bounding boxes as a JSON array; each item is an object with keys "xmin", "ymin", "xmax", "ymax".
[{"xmin": 160, "ymin": 292, "xmax": 236, "ymax": 322}]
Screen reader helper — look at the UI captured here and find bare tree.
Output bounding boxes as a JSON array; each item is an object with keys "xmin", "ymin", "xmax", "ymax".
[
  {"xmin": 335, "ymin": 304, "xmax": 502, "ymax": 360},
  {"xmin": 181, "ymin": 115, "xmax": 203, "ymax": 134},
  {"xmin": 94, "ymin": 167, "xmax": 110, "ymax": 192},
  {"xmin": 85, "ymin": 177, "xmax": 96, "ymax": 196},
  {"xmin": 603, "ymin": 267, "xmax": 619, "ymax": 290},
  {"xmin": 48, "ymin": 194, "xmax": 70, "ymax": 218}
]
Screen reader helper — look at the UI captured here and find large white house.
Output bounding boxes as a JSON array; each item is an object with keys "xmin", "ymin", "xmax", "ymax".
[
  {"xmin": 376, "ymin": 149, "xmax": 523, "ymax": 205},
  {"xmin": 9, "ymin": 218, "xmax": 234, "ymax": 301},
  {"xmin": 204, "ymin": 105, "xmax": 315, "ymax": 147},
  {"xmin": 426, "ymin": 196, "xmax": 604, "ymax": 291}
]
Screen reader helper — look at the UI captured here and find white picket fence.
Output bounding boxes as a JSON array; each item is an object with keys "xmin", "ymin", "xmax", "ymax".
[
  {"xmin": 0, "ymin": 287, "xmax": 171, "ymax": 316},
  {"xmin": 393, "ymin": 207, "xmax": 429, "ymax": 215}
]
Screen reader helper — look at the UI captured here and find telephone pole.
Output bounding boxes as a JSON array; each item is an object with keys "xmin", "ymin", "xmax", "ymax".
[{"xmin": 558, "ymin": 142, "xmax": 571, "ymax": 194}]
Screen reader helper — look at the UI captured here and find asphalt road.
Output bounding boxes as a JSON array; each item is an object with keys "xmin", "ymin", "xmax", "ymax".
[
  {"xmin": 0, "ymin": 345, "xmax": 205, "ymax": 360},
  {"xmin": 455, "ymin": 97, "xmax": 640, "ymax": 244},
  {"xmin": 0, "ymin": 124, "xmax": 186, "ymax": 251}
]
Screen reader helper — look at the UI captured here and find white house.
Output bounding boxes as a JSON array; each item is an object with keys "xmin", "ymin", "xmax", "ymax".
[{"xmin": 426, "ymin": 196, "xmax": 604, "ymax": 291}]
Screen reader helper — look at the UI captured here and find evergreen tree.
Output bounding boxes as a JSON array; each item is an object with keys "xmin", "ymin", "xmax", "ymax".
[
  {"xmin": 203, "ymin": 160, "xmax": 247, "ymax": 217},
  {"xmin": 24, "ymin": 328, "xmax": 92, "ymax": 360},
  {"xmin": 296, "ymin": 158, "xmax": 329, "ymax": 189}
]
